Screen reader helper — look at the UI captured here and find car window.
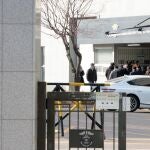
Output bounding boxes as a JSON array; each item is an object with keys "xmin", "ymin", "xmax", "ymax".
[
  {"xmin": 108, "ymin": 76, "xmax": 128, "ymax": 83},
  {"xmin": 127, "ymin": 78, "xmax": 150, "ymax": 86}
]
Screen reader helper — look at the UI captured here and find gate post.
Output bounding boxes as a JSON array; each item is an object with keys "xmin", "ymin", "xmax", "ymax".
[
  {"xmin": 37, "ymin": 82, "xmax": 46, "ymax": 150},
  {"xmin": 47, "ymin": 97, "xmax": 55, "ymax": 150},
  {"xmin": 118, "ymin": 93, "xmax": 126, "ymax": 150}
]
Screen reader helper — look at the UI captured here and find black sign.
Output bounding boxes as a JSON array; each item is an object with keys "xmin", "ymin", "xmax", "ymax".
[{"xmin": 69, "ymin": 129, "xmax": 103, "ymax": 148}]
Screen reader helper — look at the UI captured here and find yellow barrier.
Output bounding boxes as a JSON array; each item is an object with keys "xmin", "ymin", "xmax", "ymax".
[{"xmin": 69, "ymin": 82, "xmax": 84, "ymax": 86}]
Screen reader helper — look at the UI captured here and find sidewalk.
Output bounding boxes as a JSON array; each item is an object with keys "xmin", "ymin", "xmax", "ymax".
[
  {"xmin": 54, "ymin": 137, "xmax": 150, "ymax": 150},
  {"xmin": 104, "ymin": 138, "xmax": 150, "ymax": 150}
]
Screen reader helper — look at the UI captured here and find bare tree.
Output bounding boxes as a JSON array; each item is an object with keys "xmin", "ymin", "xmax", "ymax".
[{"xmin": 41, "ymin": 0, "xmax": 93, "ymax": 84}]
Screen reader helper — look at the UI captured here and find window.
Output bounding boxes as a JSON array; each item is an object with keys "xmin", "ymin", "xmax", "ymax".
[
  {"xmin": 128, "ymin": 78, "xmax": 150, "ymax": 86},
  {"xmin": 108, "ymin": 76, "xmax": 128, "ymax": 83},
  {"xmin": 94, "ymin": 48, "xmax": 114, "ymax": 64}
]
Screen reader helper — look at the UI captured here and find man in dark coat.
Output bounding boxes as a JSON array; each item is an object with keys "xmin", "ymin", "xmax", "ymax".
[
  {"xmin": 87, "ymin": 63, "xmax": 97, "ymax": 91},
  {"xmin": 117, "ymin": 64, "xmax": 129, "ymax": 77},
  {"xmin": 105, "ymin": 62, "xmax": 115, "ymax": 80}
]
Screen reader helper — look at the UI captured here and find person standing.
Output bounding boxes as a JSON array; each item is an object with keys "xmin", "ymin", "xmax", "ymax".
[
  {"xmin": 109, "ymin": 65, "xmax": 118, "ymax": 79},
  {"xmin": 76, "ymin": 66, "xmax": 85, "ymax": 91},
  {"xmin": 117, "ymin": 64, "xmax": 129, "ymax": 77},
  {"xmin": 145, "ymin": 65, "xmax": 150, "ymax": 75},
  {"xmin": 79, "ymin": 66, "xmax": 85, "ymax": 83},
  {"xmin": 105, "ymin": 62, "xmax": 115, "ymax": 80},
  {"xmin": 86, "ymin": 63, "xmax": 97, "ymax": 91}
]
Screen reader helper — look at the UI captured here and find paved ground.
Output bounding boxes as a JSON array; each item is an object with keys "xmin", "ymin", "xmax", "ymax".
[{"xmin": 53, "ymin": 109, "xmax": 150, "ymax": 150}]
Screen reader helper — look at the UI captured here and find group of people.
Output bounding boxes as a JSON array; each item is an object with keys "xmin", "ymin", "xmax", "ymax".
[
  {"xmin": 106, "ymin": 60, "xmax": 150, "ymax": 80},
  {"xmin": 79, "ymin": 61, "xmax": 150, "ymax": 86}
]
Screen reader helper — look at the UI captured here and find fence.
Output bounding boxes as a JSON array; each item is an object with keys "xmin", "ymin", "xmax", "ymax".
[{"xmin": 37, "ymin": 82, "xmax": 127, "ymax": 150}]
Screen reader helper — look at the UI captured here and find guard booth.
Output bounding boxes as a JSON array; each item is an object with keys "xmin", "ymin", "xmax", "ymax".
[{"xmin": 37, "ymin": 82, "xmax": 130, "ymax": 150}]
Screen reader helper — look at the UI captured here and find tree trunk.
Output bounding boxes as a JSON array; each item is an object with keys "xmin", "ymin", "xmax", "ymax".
[{"xmin": 74, "ymin": 71, "xmax": 80, "ymax": 91}]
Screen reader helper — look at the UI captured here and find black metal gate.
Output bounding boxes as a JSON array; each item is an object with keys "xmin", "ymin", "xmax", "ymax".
[
  {"xmin": 37, "ymin": 82, "xmax": 127, "ymax": 150},
  {"xmin": 47, "ymin": 92, "xmax": 105, "ymax": 150}
]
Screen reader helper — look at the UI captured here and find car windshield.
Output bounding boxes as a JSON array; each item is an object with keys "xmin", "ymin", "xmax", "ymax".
[{"xmin": 107, "ymin": 76, "xmax": 129, "ymax": 83}]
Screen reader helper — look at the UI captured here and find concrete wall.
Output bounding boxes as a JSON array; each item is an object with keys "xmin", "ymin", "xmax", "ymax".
[{"xmin": 0, "ymin": 0, "xmax": 41, "ymax": 150}]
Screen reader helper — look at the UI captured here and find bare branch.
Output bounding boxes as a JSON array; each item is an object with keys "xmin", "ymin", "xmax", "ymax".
[{"xmin": 41, "ymin": 0, "xmax": 93, "ymax": 82}]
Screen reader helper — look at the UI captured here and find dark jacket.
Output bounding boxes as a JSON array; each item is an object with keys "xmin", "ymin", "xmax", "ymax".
[
  {"xmin": 117, "ymin": 68, "xmax": 129, "ymax": 77},
  {"xmin": 131, "ymin": 70, "xmax": 144, "ymax": 75},
  {"xmin": 105, "ymin": 66, "xmax": 114, "ymax": 79},
  {"xmin": 87, "ymin": 68, "xmax": 97, "ymax": 83},
  {"xmin": 80, "ymin": 70, "xmax": 85, "ymax": 83}
]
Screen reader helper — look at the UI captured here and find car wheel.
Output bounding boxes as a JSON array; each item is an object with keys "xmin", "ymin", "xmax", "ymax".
[{"xmin": 128, "ymin": 94, "xmax": 140, "ymax": 112}]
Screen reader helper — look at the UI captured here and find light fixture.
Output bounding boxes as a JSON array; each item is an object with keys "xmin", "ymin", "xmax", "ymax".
[{"xmin": 127, "ymin": 44, "xmax": 141, "ymax": 47}]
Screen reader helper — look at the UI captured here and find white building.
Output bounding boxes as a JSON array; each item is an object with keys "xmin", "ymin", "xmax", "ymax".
[
  {"xmin": 41, "ymin": 0, "xmax": 150, "ymax": 84},
  {"xmin": 78, "ymin": 15, "xmax": 150, "ymax": 82}
]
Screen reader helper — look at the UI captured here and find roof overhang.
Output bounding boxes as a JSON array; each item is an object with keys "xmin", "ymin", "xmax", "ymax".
[{"xmin": 77, "ymin": 15, "xmax": 150, "ymax": 45}]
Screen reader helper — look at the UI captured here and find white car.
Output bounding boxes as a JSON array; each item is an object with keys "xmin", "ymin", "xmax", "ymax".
[{"xmin": 101, "ymin": 75, "xmax": 150, "ymax": 112}]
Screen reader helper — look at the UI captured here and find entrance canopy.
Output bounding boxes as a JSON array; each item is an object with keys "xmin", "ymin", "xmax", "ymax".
[{"xmin": 77, "ymin": 15, "xmax": 150, "ymax": 45}]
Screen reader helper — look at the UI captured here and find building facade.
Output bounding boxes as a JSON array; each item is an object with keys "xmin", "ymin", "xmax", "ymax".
[{"xmin": 78, "ymin": 15, "xmax": 150, "ymax": 82}]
